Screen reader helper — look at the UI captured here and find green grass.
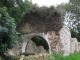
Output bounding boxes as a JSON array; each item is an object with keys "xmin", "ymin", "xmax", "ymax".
[
  {"xmin": 62, "ymin": 52, "xmax": 80, "ymax": 60},
  {"xmin": 1, "ymin": 52, "xmax": 80, "ymax": 60},
  {"xmin": 49, "ymin": 52, "xmax": 80, "ymax": 60}
]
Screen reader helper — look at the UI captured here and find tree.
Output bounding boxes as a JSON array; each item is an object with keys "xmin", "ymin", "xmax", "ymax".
[
  {"xmin": 56, "ymin": 0, "xmax": 80, "ymax": 41},
  {"xmin": 0, "ymin": 0, "xmax": 32, "ymax": 56},
  {"xmin": 0, "ymin": 7, "xmax": 17, "ymax": 55},
  {"xmin": 0, "ymin": 0, "xmax": 32, "ymax": 24}
]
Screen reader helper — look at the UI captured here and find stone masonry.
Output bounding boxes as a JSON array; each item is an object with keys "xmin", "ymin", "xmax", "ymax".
[
  {"xmin": 21, "ymin": 26, "xmax": 80, "ymax": 56},
  {"xmin": 5, "ymin": 6, "xmax": 80, "ymax": 56},
  {"xmin": 5, "ymin": 26, "xmax": 80, "ymax": 56}
]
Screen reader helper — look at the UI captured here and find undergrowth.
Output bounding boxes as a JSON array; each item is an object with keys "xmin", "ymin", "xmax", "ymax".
[
  {"xmin": 49, "ymin": 52, "xmax": 80, "ymax": 60},
  {"xmin": 0, "ymin": 52, "xmax": 80, "ymax": 60}
]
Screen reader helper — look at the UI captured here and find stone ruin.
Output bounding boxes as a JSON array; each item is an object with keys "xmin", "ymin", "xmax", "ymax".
[
  {"xmin": 5, "ymin": 6, "xmax": 80, "ymax": 56},
  {"xmin": 25, "ymin": 39, "xmax": 47, "ymax": 55}
]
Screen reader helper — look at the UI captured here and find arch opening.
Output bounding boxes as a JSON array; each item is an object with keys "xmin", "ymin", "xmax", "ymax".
[
  {"xmin": 25, "ymin": 36, "xmax": 49, "ymax": 55},
  {"xmin": 31, "ymin": 36, "xmax": 49, "ymax": 50}
]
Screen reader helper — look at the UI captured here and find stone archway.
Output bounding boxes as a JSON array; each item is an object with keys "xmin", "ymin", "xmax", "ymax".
[
  {"xmin": 16, "ymin": 6, "xmax": 63, "ymax": 56},
  {"xmin": 31, "ymin": 36, "xmax": 49, "ymax": 51},
  {"xmin": 25, "ymin": 36, "xmax": 49, "ymax": 55},
  {"xmin": 21, "ymin": 33, "xmax": 50, "ymax": 55}
]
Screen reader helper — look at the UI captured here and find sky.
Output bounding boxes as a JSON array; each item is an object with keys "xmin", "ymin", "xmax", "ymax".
[{"xmin": 32, "ymin": 0, "xmax": 69, "ymax": 7}]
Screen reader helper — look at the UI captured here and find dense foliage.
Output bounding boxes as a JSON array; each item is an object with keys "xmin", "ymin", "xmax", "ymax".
[
  {"xmin": 18, "ymin": 5, "xmax": 63, "ymax": 33},
  {"xmin": 0, "ymin": 0, "xmax": 32, "ymax": 56},
  {"xmin": 0, "ymin": 0, "xmax": 32, "ymax": 24},
  {"xmin": 56, "ymin": 0, "xmax": 80, "ymax": 41},
  {"xmin": 0, "ymin": 7, "xmax": 17, "ymax": 55}
]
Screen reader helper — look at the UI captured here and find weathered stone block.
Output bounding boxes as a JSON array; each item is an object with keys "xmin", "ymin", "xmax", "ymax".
[
  {"xmin": 59, "ymin": 26, "xmax": 71, "ymax": 56},
  {"xmin": 36, "ymin": 46, "xmax": 46, "ymax": 54},
  {"xmin": 25, "ymin": 40, "xmax": 36, "ymax": 55},
  {"xmin": 70, "ymin": 38, "xmax": 79, "ymax": 53},
  {"xmin": 78, "ymin": 42, "xmax": 80, "ymax": 51}
]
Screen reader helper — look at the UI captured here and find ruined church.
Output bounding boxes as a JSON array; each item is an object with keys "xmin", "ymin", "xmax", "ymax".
[{"xmin": 6, "ymin": 5, "xmax": 80, "ymax": 56}]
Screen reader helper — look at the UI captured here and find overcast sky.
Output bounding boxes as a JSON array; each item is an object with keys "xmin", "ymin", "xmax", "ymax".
[{"xmin": 32, "ymin": 0, "xmax": 69, "ymax": 6}]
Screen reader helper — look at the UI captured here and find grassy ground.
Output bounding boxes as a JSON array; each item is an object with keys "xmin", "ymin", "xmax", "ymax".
[
  {"xmin": 1, "ymin": 52, "xmax": 80, "ymax": 60},
  {"xmin": 62, "ymin": 52, "xmax": 80, "ymax": 60},
  {"xmin": 51, "ymin": 52, "xmax": 80, "ymax": 60},
  {"xmin": 20, "ymin": 52, "xmax": 80, "ymax": 60}
]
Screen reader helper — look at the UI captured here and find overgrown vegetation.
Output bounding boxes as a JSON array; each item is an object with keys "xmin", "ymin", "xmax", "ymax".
[
  {"xmin": 1, "ymin": 52, "xmax": 79, "ymax": 60},
  {"xmin": 56, "ymin": 0, "xmax": 80, "ymax": 41},
  {"xmin": 0, "ymin": 0, "xmax": 80, "ymax": 59},
  {"xmin": 0, "ymin": 7, "xmax": 17, "ymax": 56},
  {"xmin": 49, "ymin": 52, "xmax": 80, "ymax": 60},
  {"xmin": 62, "ymin": 52, "xmax": 80, "ymax": 60},
  {"xmin": 18, "ymin": 5, "xmax": 63, "ymax": 33},
  {"xmin": 0, "ymin": 0, "xmax": 32, "ymax": 58},
  {"xmin": 0, "ymin": 0, "xmax": 32, "ymax": 24}
]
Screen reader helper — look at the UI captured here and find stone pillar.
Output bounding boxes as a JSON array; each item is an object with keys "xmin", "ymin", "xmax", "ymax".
[
  {"xmin": 21, "ymin": 34, "xmax": 29, "ymax": 54},
  {"xmin": 59, "ymin": 26, "xmax": 71, "ymax": 56}
]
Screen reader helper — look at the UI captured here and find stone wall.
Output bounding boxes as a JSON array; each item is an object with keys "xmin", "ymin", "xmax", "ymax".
[
  {"xmin": 47, "ymin": 31, "xmax": 61, "ymax": 54},
  {"xmin": 4, "ymin": 44, "xmax": 21, "ymax": 56},
  {"xmin": 78, "ymin": 42, "xmax": 80, "ymax": 51},
  {"xmin": 5, "ymin": 26, "xmax": 80, "ymax": 56},
  {"xmin": 25, "ymin": 40, "xmax": 36, "ymax": 55},
  {"xmin": 25, "ymin": 40, "xmax": 47, "ymax": 55},
  {"xmin": 70, "ymin": 38, "xmax": 79, "ymax": 53},
  {"xmin": 59, "ymin": 26, "xmax": 71, "ymax": 56}
]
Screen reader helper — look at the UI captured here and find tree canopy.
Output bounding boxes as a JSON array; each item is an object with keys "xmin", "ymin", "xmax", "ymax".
[
  {"xmin": 0, "ymin": 7, "xmax": 17, "ymax": 55},
  {"xmin": 0, "ymin": 0, "xmax": 32, "ymax": 56},
  {"xmin": 56, "ymin": 0, "xmax": 80, "ymax": 41},
  {"xmin": 0, "ymin": 0, "xmax": 32, "ymax": 24}
]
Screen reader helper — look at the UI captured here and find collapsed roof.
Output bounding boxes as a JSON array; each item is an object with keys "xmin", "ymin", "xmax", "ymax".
[{"xmin": 17, "ymin": 5, "xmax": 63, "ymax": 34}]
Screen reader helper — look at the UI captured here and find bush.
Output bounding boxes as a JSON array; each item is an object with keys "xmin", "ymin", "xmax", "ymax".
[
  {"xmin": 0, "ymin": 7, "xmax": 18, "ymax": 55},
  {"xmin": 4, "ymin": 56, "xmax": 16, "ymax": 60}
]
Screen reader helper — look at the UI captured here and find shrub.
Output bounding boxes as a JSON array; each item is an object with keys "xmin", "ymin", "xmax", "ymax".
[{"xmin": 0, "ymin": 7, "xmax": 18, "ymax": 55}]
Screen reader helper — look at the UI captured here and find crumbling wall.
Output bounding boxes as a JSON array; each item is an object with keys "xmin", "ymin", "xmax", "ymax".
[
  {"xmin": 25, "ymin": 40, "xmax": 47, "ymax": 55},
  {"xmin": 25, "ymin": 40, "xmax": 36, "ymax": 55},
  {"xmin": 4, "ymin": 43, "xmax": 21, "ymax": 56},
  {"xmin": 70, "ymin": 38, "xmax": 79, "ymax": 53},
  {"xmin": 59, "ymin": 26, "xmax": 71, "ymax": 56},
  {"xmin": 4, "ymin": 26, "xmax": 80, "ymax": 56},
  {"xmin": 78, "ymin": 42, "xmax": 80, "ymax": 51},
  {"xmin": 17, "ymin": 6, "xmax": 63, "ymax": 34},
  {"xmin": 47, "ymin": 31, "xmax": 61, "ymax": 54}
]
